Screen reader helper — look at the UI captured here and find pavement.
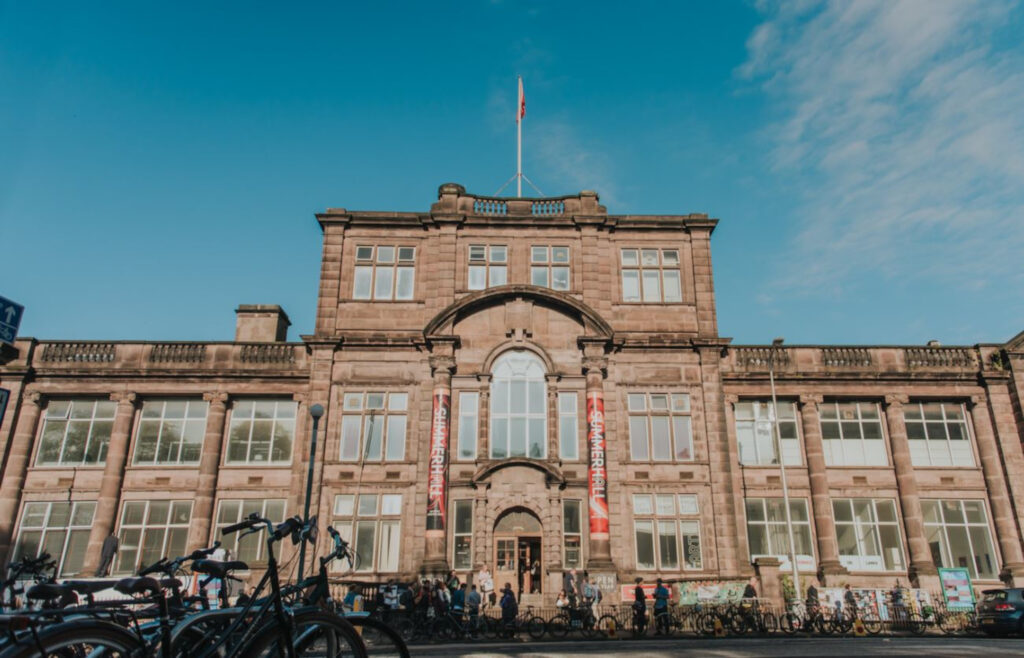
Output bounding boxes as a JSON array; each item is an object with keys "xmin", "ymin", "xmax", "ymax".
[{"xmin": 407, "ymin": 636, "xmax": 1024, "ymax": 657}]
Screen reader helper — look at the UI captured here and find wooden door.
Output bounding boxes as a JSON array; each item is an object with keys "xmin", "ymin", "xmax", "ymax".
[{"xmin": 494, "ymin": 537, "xmax": 517, "ymax": 594}]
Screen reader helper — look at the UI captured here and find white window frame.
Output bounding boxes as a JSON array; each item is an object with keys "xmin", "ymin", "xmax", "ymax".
[
  {"xmin": 36, "ymin": 399, "xmax": 117, "ymax": 467},
  {"xmin": 744, "ymin": 497, "xmax": 815, "ymax": 571},
  {"xmin": 632, "ymin": 493, "xmax": 702, "ymax": 571},
  {"xmin": 832, "ymin": 498, "xmax": 905, "ymax": 572},
  {"xmin": 734, "ymin": 400, "xmax": 802, "ymax": 466},
  {"xmin": 558, "ymin": 392, "xmax": 579, "ymax": 461},
  {"xmin": 114, "ymin": 500, "xmax": 192, "ymax": 575},
  {"xmin": 332, "ymin": 493, "xmax": 403, "ymax": 573},
  {"xmin": 820, "ymin": 401, "xmax": 887, "ymax": 466},
  {"xmin": 133, "ymin": 399, "xmax": 209, "ymax": 465},
  {"xmin": 340, "ymin": 392, "xmax": 408, "ymax": 462},
  {"xmin": 922, "ymin": 499, "xmax": 998, "ymax": 580},
  {"xmin": 904, "ymin": 402, "xmax": 975, "ymax": 467},
  {"xmin": 225, "ymin": 400, "xmax": 296, "ymax": 465},
  {"xmin": 530, "ymin": 245, "xmax": 571, "ymax": 291},
  {"xmin": 627, "ymin": 392, "xmax": 694, "ymax": 462},
  {"xmin": 489, "ymin": 352, "xmax": 547, "ymax": 459},
  {"xmin": 467, "ymin": 245, "xmax": 508, "ymax": 290},
  {"xmin": 452, "ymin": 500, "xmax": 474, "ymax": 570},
  {"xmin": 620, "ymin": 248, "xmax": 683, "ymax": 303},
  {"xmin": 13, "ymin": 501, "xmax": 96, "ymax": 577},
  {"xmin": 456, "ymin": 392, "xmax": 479, "ymax": 461},
  {"xmin": 353, "ymin": 245, "xmax": 416, "ymax": 300},
  {"xmin": 215, "ymin": 499, "xmax": 287, "ymax": 564}
]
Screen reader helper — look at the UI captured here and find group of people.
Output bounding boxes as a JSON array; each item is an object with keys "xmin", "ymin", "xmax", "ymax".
[
  {"xmin": 555, "ymin": 568, "xmax": 604, "ymax": 610},
  {"xmin": 388, "ymin": 566, "xmax": 520, "ymax": 628}
]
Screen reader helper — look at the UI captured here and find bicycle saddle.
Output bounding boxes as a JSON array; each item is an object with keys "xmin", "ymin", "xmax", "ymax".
[
  {"xmin": 63, "ymin": 580, "xmax": 120, "ymax": 595},
  {"xmin": 191, "ymin": 559, "xmax": 248, "ymax": 579},
  {"xmin": 114, "ymin": 577, "xmax": 162, "ymax": 596},
  {"xmin": 25, "ymin": 582, "xmax": 74, "ymax": 601}
]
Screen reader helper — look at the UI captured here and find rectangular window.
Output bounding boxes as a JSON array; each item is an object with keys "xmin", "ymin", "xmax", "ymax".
[
  {"xmin": 225, "ymin": 400, "xmax": 296, "ymax": 465},
  {"xmin": 620, "ymin": 248, "xmax": 683, "ymax": 303},
  {"xmin": 904, "ymin": 402, "xmax": 975, "ymax": 467},
  {"xmin": 627, "ymin": 393, "xmax": 693, "ymax": 462},
  {"xmin": 468, "ymin": 245, "xmax": 508, "ymax": 290},
  {"xmin": 922, "ymin": 499, "xmax": 997, "ymax": 579},
  {"xmin": 215, "ymin": 499, "xmax": 286, "ymax": 564},
  {"xmin": 452, "ymin": 500, "xmax": 473, "ymax": 570},
  {"xmin": 745, "ymin": 498, "xmax": 814, "ymax": 571},
  {"xmin": 558, "ymin": 393, "xmax": 579, "ymax": 460},
  {"xmin": 632, "ymin": 493, "xmax": 702, "ymax": 571},
  {"xmin": 352, "ymin": 245, "xmax": 415, "ymax": 300},
  {"xmin": 340, "ymin": 392, "xmax": 408, "ymax": 462},
  {"xmin": 820, "ymin": 402, "xmax": 886, "ymax": 466},
  {"xmin": 13, "ymin": 501, "xmax": 96, "ymax": 577},
  {"xmin": 114, "ymin": 500, "xmax": 192, "ymax": 575},
  {"xmin": 563, "ymin": 499, "xmax": 582, "ymax": 568},
  {"xmin": 457, "ymin": 393, "xmax": 478, "ymax": 461},
  {"xmin": 530, "ymin": 246, "xmax": 571, "ymax": 291},
  {"xmin": 332, "ymin": 493, "xmax": 402, "ymax": 573},
  {"xmin": 36, "ymin": 399, "xmax": 117, "ymax": 466},
  {"xmin": 734, "ymin": 400, "xmax": 801, "ymax": 466},
  {"xmin": 133, "ymin": 399, "xmax": 208, "ymax": 465},
  {"xmin": 832, "ymin": 499, "xmax": 905, "ymax": 571}
]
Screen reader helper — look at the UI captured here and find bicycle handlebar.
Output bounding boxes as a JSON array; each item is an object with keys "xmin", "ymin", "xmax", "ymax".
[{"xmin": 222, "ymin": 512, "xmax": 266, "ymax": 535}]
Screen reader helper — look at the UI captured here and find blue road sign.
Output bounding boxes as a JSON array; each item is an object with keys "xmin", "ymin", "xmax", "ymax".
[
  {"xmin": 0, "ymin": 295, "xmax": 24, "ymax": 345},
  {"xmin": 0, "ymin": 389, "xmax": 8, "ymax": 430}
]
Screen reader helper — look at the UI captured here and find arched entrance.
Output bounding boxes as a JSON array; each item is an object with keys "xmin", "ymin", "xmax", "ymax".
[{"xmin": 493, "ymin": 507, "xmax": 543, "ymax": 598}]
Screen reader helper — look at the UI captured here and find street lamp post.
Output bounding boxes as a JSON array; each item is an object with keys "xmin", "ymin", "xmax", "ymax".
[
  {"xmin": 298, "ymin": 403, "xmax": 325, "ymax": 582},
  {"xmin": 768, "ymin": 337, "xmax": 801, "ymax": 603}
]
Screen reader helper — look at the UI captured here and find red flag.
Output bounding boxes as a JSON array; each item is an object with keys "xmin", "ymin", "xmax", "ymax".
[{"xmin": 517, "ymin": 76, "xmax": 526, "ymax": 122}]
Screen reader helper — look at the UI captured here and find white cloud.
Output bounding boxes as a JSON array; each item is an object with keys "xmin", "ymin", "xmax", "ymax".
[{"xmin": 741, "ymin": 0, "xmax": 1024, "ymax": 294}]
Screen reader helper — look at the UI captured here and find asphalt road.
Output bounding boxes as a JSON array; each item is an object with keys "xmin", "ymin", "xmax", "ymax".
[{"xmin": 407, "ymin": 636, "xmax": 1024, "ymax": 657}]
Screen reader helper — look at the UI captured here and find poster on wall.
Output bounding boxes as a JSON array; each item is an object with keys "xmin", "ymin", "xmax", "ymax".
[
  {"xmin": 586, "ymin": 391, "xmax": 609, "ymax": 539},
  {"xmin": 425, "ymin": 389, "xmax": 450, "ymax": 532},
  {"xmin": 675, "ymin": 581, "xmax": 747, "ymax": 605},
  {"xmin": 938, "ymin": 567, "xmax": 976, "ymax": 610}
]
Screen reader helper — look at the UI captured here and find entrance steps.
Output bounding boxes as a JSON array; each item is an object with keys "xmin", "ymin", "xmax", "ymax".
[{"xmin": 518, "ymin": 593, "xmax": 544, "ymax": 608}]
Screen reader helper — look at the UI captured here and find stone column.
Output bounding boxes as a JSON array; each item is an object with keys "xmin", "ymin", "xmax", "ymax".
[
  {"xmin": 83, "ymin": 392, "xmax": 138, "ymax": 574},
  {"xmin": 423, "ymin": 355, "xmax": 455, "ymax": 574},
  {"xmin": 968, "ymin": 395, "xmax": 1024, "ymax": 585},
  {"xmin": 798, "ymin": 395, "xmax": 846, "ymax": 582},
  {"xmin": 883, "ymin": 394, "xmax": 937, "ymax": 589},
  {"xmin": 582, "ymin": 351, "xmax": 613, "ymax": 568},
  {"xmin": 753, "ymin": 557, "xmax": 784, "ymax": 611},
  {"xmin": 189, "ymin": 392, "xmax": 229, "ymax": 550},
  {"xmin": 0, "ymin": 392, "xmax": 43, "ymax": 562}
]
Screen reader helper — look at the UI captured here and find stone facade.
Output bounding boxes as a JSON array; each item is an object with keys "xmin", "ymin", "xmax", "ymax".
[{"xmin": 1, "ymin": 183, "xmax": 1024, "ymax": 603}]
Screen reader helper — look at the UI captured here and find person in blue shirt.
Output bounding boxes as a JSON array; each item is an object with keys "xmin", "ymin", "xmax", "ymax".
[
  {"xmin": 653, "ymin": 578, "xmax": 670, "ymax": 635},
  {"xmin": 451, "ymin": 583, "xmax": 466, "ymax": 615}
]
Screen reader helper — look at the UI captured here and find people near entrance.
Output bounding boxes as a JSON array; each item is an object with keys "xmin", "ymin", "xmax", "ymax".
[
  {"xmin": 382, "ymin": 579, "xmax": 399, "ymax": 610},
  {"xmin": 632, "ymin": 577, "xmax": 648, "ymax": 634},
  {"xmin": 563, "ymin": 568, "xmax": 578, "ymax": 607},
  {"xmin": 446, "ymin": 570, "xmax": 460, "ymax": 596},
  {"xmin": 582, "ymin": 575, "xmax": 601, "ymax": 609},
  {"xmin": 890, "ymin": 580, "xmax": 905, "ymax": 611},
  {"xmin": 653, "ymin": 578, "xmax": 670, "ymax": 635},
  {"xmin": 434, "ymin": 578, "xmax": 450, "ymax": 615},
  {"xmin": 342, "ymin": 585, "xmax": 361, "ymax": 613},
  {"xmin": 451, "ymin": 583, "xmax": 466, "ymax": 614},
  {"xmin": 555, "ymin": 589, "xmax": 570, "ymax": 609},
  {"xmin": 478, "ymin": 564, "xmax": 495, "ymax": 608},
  {"xmin": 530, "ymin": 560, "xmax": 541, "ymax": 594},
  {"xmin": 805, "ymin": 578, "xmax": 820, "ymax": 613},
  {"xmin": 843, "ymin": 584, "xmax": 856, "ymax": 615},
  {"xmin": 499, "ymin": 583, "xmax": 518, "ymax": 626},
  {"xmin": 742, "ymin": 576, "xmax": 758, "ymax": 600},
  {"xmin": 576, "ymin": 570, "xmax": 586, "ymax": 604},
  {"xmin": 467, "ymin": 584, "xmax": 482, "ymax": 617}
]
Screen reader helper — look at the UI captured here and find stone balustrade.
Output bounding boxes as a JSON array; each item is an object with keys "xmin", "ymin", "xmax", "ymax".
[
  {"xmin": 726, "ymin": 344, "xmax": 982, "ymax": 375},
  {"xmin": 26, "ymin": 340, "xmax": 306, "ymax": 372}
]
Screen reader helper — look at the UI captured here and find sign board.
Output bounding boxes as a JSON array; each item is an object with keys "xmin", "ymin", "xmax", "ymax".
[
  {"xmin": 620, "ymin": 582, "xmax": 673, "ymax": 602},
  {"xmin": 0, "ymin": 296, "xmax": 24, "ymax": 345},
  {"xmin": 939, "ymin": 567, "xmax": 976, "ymax": 610},
  {"xmin": 0, "ymin": 389, "xmax": 8, "ymax": 431}
]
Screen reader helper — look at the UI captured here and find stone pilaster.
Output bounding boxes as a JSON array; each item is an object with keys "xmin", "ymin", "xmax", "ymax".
[
  {"xmin": 883, "ymin": 394, "xmax": 937, "ymax": 589},
  {"xmin": 0, "ymin": 391, "xmax": 43, "ymax": 562},
  {"xmin": 582, "ymin": 347, "xmax": 613, "ymax": 569},
  {"xmin": 423, "ymin": 354, "xmax": 455, "ymax": 574},
  {"xmin": 798, "ymin": 394, "xmax": 847, "ymax": 582},
  {"xmin": 969, "ymin": 395, "xmax": 1024, "ymax": 585},
  {"xmin": 189, "ymin": 392, "xmax": 228, "ymax": 550},
  {"xmin": 82, "ymin": 392, "xmax": 138, "ymax": 574}
]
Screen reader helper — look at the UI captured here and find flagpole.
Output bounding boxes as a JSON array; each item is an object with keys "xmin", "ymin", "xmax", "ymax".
[{"xmin": 517, "ymin": 76, "xmax": 522, "ymax": 198}]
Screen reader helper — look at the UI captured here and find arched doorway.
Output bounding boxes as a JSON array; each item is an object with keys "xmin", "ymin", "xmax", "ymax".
[{"xmin": 493, "ymin": 507, "xmax": 543, "ymax": 598}]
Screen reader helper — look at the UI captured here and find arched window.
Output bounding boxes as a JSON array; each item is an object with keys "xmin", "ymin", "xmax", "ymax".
[{"xmin": 490, "ymin": 351, "xmax": 547, "ymax": 459}]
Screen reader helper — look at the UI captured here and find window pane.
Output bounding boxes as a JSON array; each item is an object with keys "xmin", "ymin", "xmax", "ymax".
[
  {"xmin": 563, "ymin": 501, "xmax": 581, "ymax": 534},
  {"xmin": 334, "ymin": 495, "xmax": 354, "ymax": 517},
  {"xmin": 469, "ymin": 245, "xmax": 486, "ymax": 260},
  {"xmin": 673, "ymin": 416, "xmax": 693, "ymax": 460},
  {"xmin": 358, "ymin": 495, "xmax": 378, "ymax": 516},
  {"xmin": 633, "ymin": 494, "xmax": 653, "ymax": 516},
  {"xmin": 468, "ymin": 266, "xmax": 486, "ymax": 290},
  {"xmin": 655, "ymin": 494, "xmax": 675, "ymax": 516},
  {"xmin": 622, "ymin": 270, "xmax": 641, "ymax": 302},
  {"xmin": 650, "ymin": 416, "xmax": 671, "ymax": 461},
  {"xmin": 641, "ymin": 270, "xmax": 661, "ymax": 302},
  {"xmin": 621, "ymin": 249, "xmax": 638, "ymax": 266},
  {"xmin": 373, "ymin": 267, "xmax": 394, "ymax": 299},
  {"xmin": 552, "ymin": 247, "xmax": 569, "ymax": 263},
  {"xmin": 395, "ymin": 267, "xmax": 415, "ymax": 300},
  {"xmin": 641, "ymin": 249, "xmax": 659, "ymax": 266},
  {"xmin": 531, "ymin": 267, "xmax": 548, "ymax": 287},
  {"xmin": 552, "ymin": 267, "xmax": 570, "ymax": 290},
  {"xmin": 662, "ymin": 270, "xmax": 682, "ymax": 302},
  {"xmin": 490, "ymin": 265, "xmax": 507, "ymax": 286},
  {"xmin": 560, "ymin": 416, "xmax": 578, "ymax": 460},
  {"xmin": 398, "ymin": 246, "xmax": 415, "ymax": 262},
  {"xmin": 630, "ymin": 416, "xmax": 649, "ymax": 460},
  {"xmin": 628, "ymin": 394, "xmax": 646, "ymax": 411},
  {"xmin": 354, "ymin": 266, "xmax": 373, "ymax": 299},
  {"xmin": 354, "ymin": 521, "xmax": 376, "ymax": 572},
  {"xmin": 385, "ymin": 415, "xmax": 406, "ymax": 461},
  {"xmin": 490, "ymin": 246, "xmax": 507, "ymax": 263},
  {"xmin": 340, "ymin": 416, "xmax": 361, "ymax": 461},
  {"xmin": 635, "ymin": 520, "xmax": 655, "ymax": 570},
  {"xmin": 658, "ymin": 521, "xmax": 679, "ymax": 569},
  {"xmin": 969, "ymin": 526, "xmax": 997, "ymax": 579},
  {"xmin": 681, "ymin": 521, "xmax": 702, "ymax": 569},
  {"xmin": 678, "ymin": 495, "xmax": 699, "ymax": 515},
  {"xmin": 356, "ymin": 246, "xmax": 373, "ymax": 260},
  {"xmin": 531, "ymin": 246, "xmax": 548, "ymax": 263},
  {"xmin": 363, "ymin": 415, "xmax": 384, "ymax": 460},
  {"xmin": 379, "ymin": 521, "xmax": 400, "ymax": 572},
  {"xmin": 662, "ymin": 250, "xmax": 679, "ymax": 265}
]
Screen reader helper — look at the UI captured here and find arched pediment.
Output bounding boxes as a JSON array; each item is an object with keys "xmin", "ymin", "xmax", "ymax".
[
  {"xmin": 424, "ymin": 285, "xmax": 614, "ymax": 339},
  {"xmin": 471, "ymin": 458, "xmax": 566, "ymax": 490}
]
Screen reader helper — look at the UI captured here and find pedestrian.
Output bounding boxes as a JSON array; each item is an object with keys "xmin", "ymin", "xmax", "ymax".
[
  {"xmin": 382, "ymin": 578, "xmax": 399, "ymax": 610},
  {"xmin": 342, "ymin": 585, "xmax": 360, "ymax": 613},
  {"xmin": 478, "ymin": 563, "xmax": 495, "ymax": 608},
  {"xmin": 499, "ymin": 583, "xmax": 518, "ymax": 630},
  {"xmin": 447, "ymin": 569, "xmax": 460, "ymax": 595},
  {"xmin": 805, "ymin": 578, "xmax": 819, "ymax": 612},
  {"xmin": 563, "ymin": 568, "xmax": 578, "ymax": 607},
  {"xmin": 653, "ymin": 578, "xmax": 670, "ymax": 635},
  {"xmin": 742, "ymin": 577, "xmax": 758, "ymax": 601},
  {"xmin": 467, "ymin": 584, "xmax": 482, "ymax": 616},
  {"xmin": 843, "ymin": 584, "xmax": 856, "ymax": 615},
  {"xmin": 531, "ymin": 560, "xmax": 541, "ymax": 594},
  {"xmin": 555, "ymin": 589, "xmax": 569, "ymax": 609},
  {"xmin": 632, "ymin": 577, "xmax": 647, "ymax": 634},
  {"xmin": 452, "ymin": 583, "xmax": 466, "ymax": 615}
]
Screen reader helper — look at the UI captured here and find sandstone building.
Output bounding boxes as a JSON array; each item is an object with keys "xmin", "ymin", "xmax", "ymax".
[{"xmin": 2, "ymin": 183, "xmax": 1024, "ymax": 602}]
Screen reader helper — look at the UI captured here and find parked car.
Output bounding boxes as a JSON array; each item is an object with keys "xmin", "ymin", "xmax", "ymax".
[{"xmin": 976, "ymin": 588, "xmax": 1024, "ymax": 635}]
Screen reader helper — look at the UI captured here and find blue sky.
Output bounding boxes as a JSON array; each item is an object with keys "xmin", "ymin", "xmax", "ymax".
[{"xmin": 2, "ymin": 1, "xmax": 1022, "ymax": 345}]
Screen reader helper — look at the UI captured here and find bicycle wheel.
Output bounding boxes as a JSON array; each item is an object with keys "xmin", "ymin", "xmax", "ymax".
[
  {"xmin": 546, "ymin": 614, "xmax": 569, "ymax": 638},
  {"xmin": 937, "ymin": 612, "xmax": 959, "ymax": 635},
  {"xmin": 2, "ymin": 619, "xmax": 140, "ymax": 658},
  {"xmin": 525, "ymin": 615, "xmax": 546, "ymax": 639},
  {"xmin": 760, "ymin": 611, "xmax": 779, "ymax": 635},
  {"xmin": 861, "ymin": 612, "xmax": 882, "ymax": 635},
  {"xmin": 344, "ymin": 615, "xmax": 410, "ymax": 658},
  {"xmin": 593, "ymin": 613, "xmax": 620, "ymax": 639},
  {"xmin": 907, "ymin": 612, "xmax": 927, "ymax": 636},
  {"xmin": 729, "ymin": 613, "xmax": 748, "ymax": 635},
  {"xmin": 242, "ymin": 609, "xmax": 369, "ymax": 658}
]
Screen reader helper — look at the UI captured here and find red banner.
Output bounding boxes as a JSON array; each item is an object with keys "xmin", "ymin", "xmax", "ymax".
[
  {"xmin": 426, "ymin": 388, "xmax": 450, "ymax": 532},
  {"xmin": 587, "ymin": 391, "xmax": 609, "ymax": 538}
]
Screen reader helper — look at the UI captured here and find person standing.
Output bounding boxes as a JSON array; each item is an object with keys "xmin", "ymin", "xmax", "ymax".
[
  {"xmin": 452, "ymin": 583, "xmax": 466, "ymax": 615},
  {"xmin": 478, "ymin": 564, "xmax": 495, "ymax": 609},
  {"xmin": 653, "ymin": 578, "xmax": 670, "ymax": 635},
  {"xmin": 530, "ymin": 560, "xmax": 541, "ymax": 594},
  {"xmin": 563, "ymin": 568, "xmax": 578, "ymax": 608},
  {"xmin": 499, "ymin": 583, "xmax": 518, "ymax": 636},
  {"xmin": 843, "ymin": 584, "xmax": 857, "ymax": 617},
  {"xmin": 632, "ymin": 577, "xmax": 648, "ymax": 634}
]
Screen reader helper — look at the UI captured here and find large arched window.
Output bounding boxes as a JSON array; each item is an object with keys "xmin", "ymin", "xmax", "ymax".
[{"xmin": 490, "ymin": 351, "xmax": 547, "ymax": 459}]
